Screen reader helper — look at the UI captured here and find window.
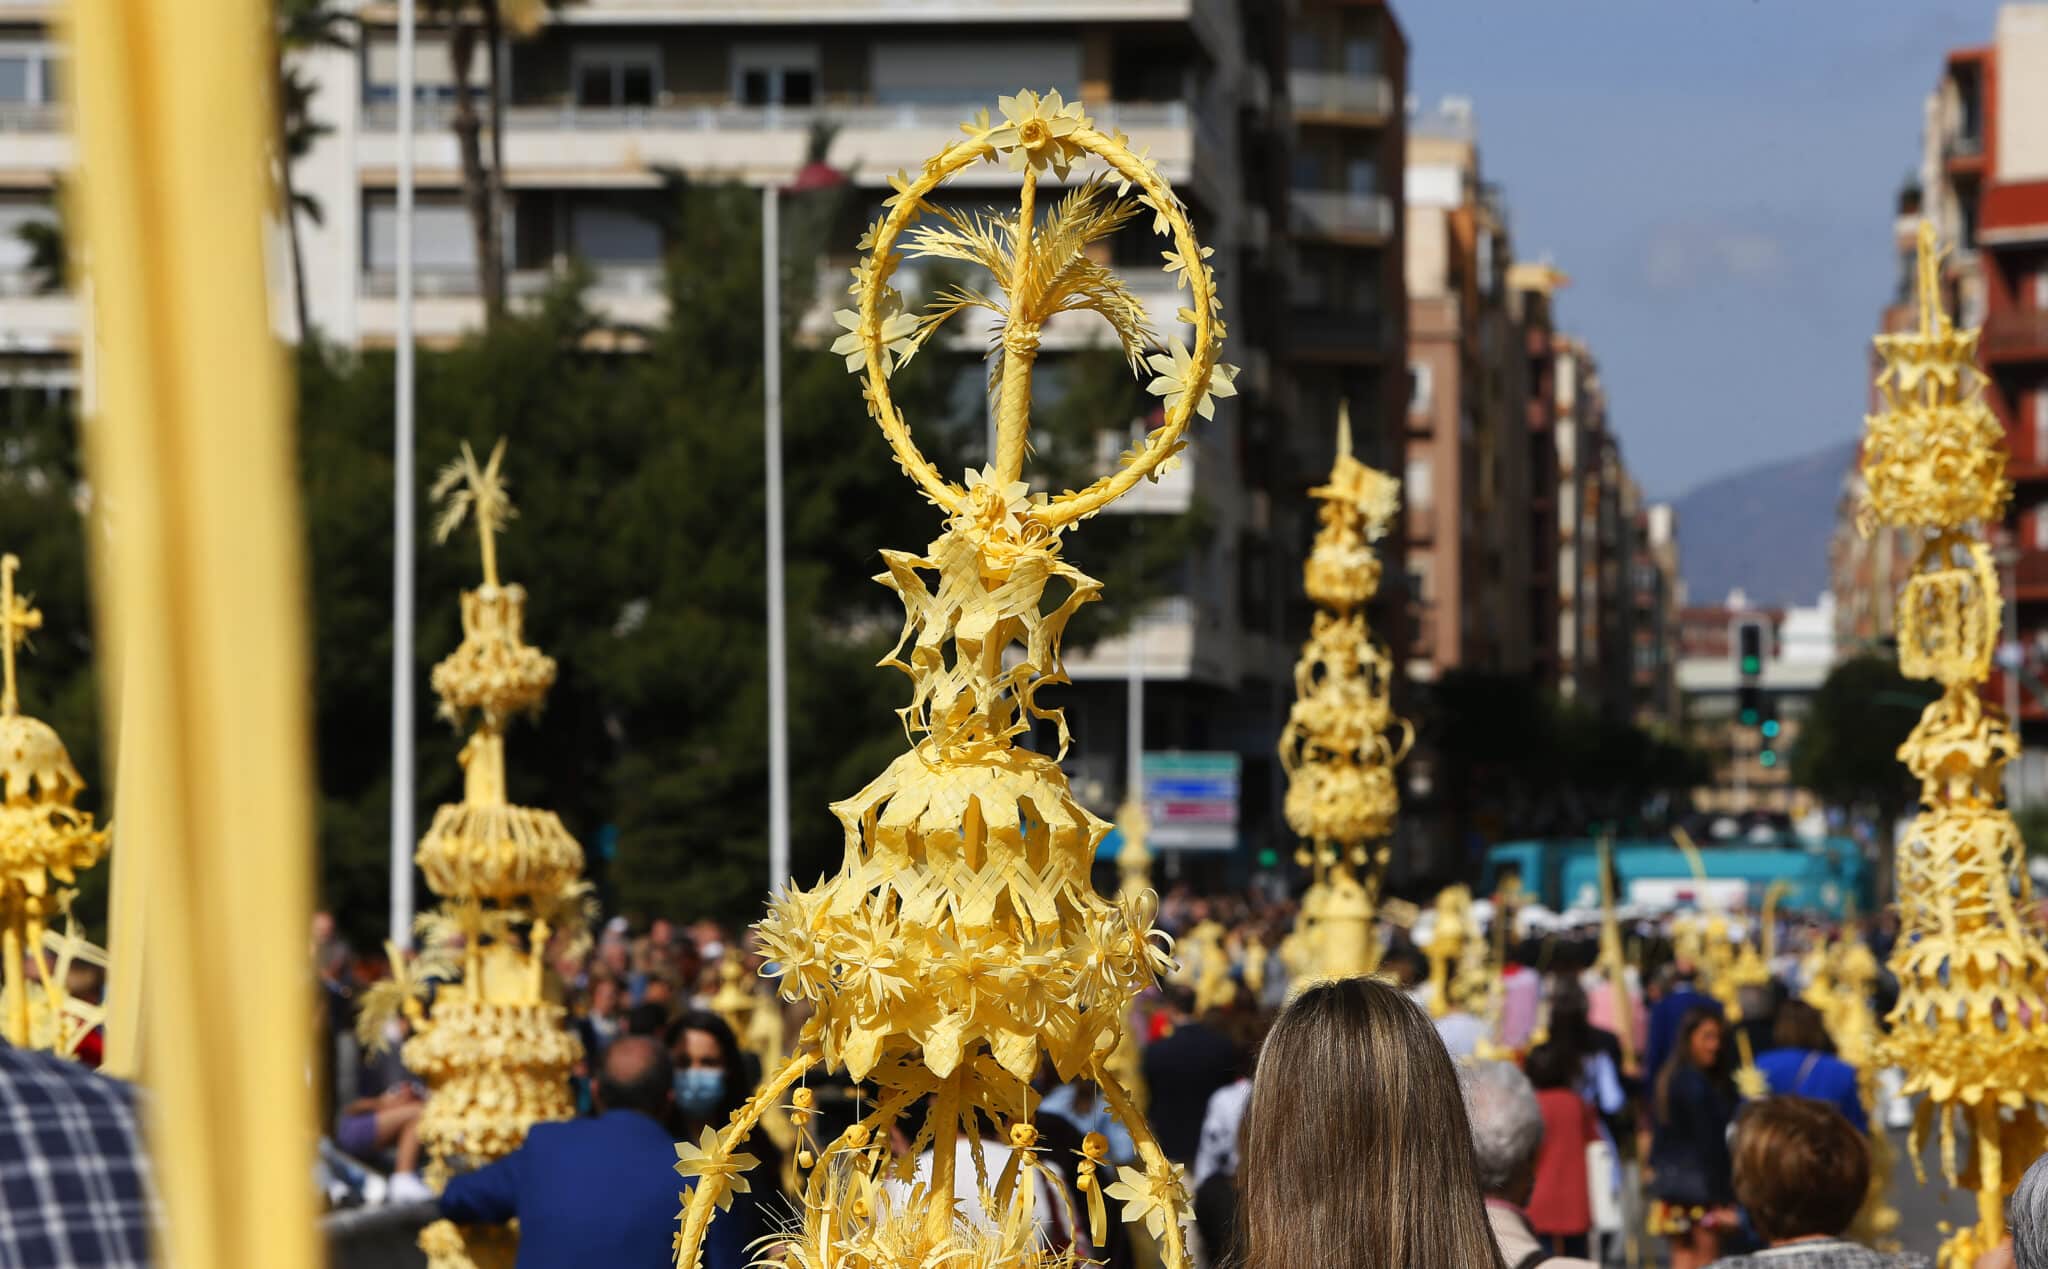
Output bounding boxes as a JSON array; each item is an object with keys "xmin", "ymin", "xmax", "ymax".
[
  {"xmin": 573, "ymin": 49, "xmax": 660, "ymax": 108},
  {"xmin": 1345, "ymin": 158, "xmax": 1377, "ymax": 197},
  {"xmin": 2034, "ymin": 503, "xmax": 2048, "ymax": 552},
  {"xmin": 2036, "ymin": 389, "xmax": 2048, "ymax": 467},
  {"xmin": 0, "ymin": 43, "xmax": 58, "ymax": 104},
  {"xmin": 363, "ymin": 36, "xmax": 466, "ymax": 102},
  {"xmin": 1405, "ymin": 456, "xmax": 1432, "ymax": 509},
  {"xmin": 569, "ymin": 203, "xmax": 661, "ymax": 265},
  {"xmin": 1408, "ymin": 362, "xmax": 1432, "ymax": 415},
  {"xmin": 734, "ymin": 44, "xmax": 819, "ymax": 107},
  {"xmin": 365, "ymin": 194, "xmax": 477, "ymax": 279},
  {"xmin": 1341, "ymin": 35, "xmax": 1378, "ymax": 76}
]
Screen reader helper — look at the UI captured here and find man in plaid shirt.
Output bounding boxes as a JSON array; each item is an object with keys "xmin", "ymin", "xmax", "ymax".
[{"xmin": 0, "ymin": 1042, "xmax": 157, "ymax": 1268}]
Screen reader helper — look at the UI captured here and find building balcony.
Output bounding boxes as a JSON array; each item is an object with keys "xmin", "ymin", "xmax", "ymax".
[
  {"xmin": 1984, "ymin": 309, "xmax": 2048, "ymax": 363},
  {"xmin": 1065, "ymin": 594, "xmax": 1223, "ymax": 685},
  {"xmin": 0, "ymin": 104, "xmax": 72, "ymax": 178},
  {"xmin": 356, "ymin": 264, "xmax": 668, "ymax": 343},
  {"xmin": 1288, "ymin": 69, "xmax": 1394, "ymax": 126},
  {"xmin": 1944, "ymin": 130, "xmax": 1986, "ymax": 168},
  {"xmin": 1283, "ymin": 306, "xmax": 1391, "ymax": 362},
  {"xmin": 357, "ymin": 99, "xmax": 1200, "ymax": 193},
  {"xmin": 1287, "ymin": 189, "xmax": 1394, "ymax": 243},
  {"xmin": 0, "ymin": 273, "xmax": 80, "ymax": 352}
]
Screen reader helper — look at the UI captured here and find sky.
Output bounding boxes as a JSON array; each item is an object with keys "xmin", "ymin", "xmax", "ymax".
[{"xmin": 1396, "ymin": 0, "xmax": 2002, "ymax": 500}]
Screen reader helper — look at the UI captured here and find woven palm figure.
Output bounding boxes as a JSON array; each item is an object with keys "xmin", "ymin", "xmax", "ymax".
[
  {"xmin": 0, "ymin": 554, "xmax": 109, "ymax": 1059},
  {"xmin": 1865, "ymin": 222, "xmax": 2048, "ymax": 1267},
  {"xmin": 1277, "ymin": 404, "xmax": 1408, "ymax": 980},
  {"xmin": 355, "ymin": 442, "xmax": 588, "ymax": 1269},
  {"xmin": 672, "ymin": 91, "xmax": 1237, "ymax": 1269}
]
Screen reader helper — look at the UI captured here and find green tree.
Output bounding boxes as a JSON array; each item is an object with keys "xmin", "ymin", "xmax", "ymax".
[{"xmin": 1789, "ymin": 651, "xmax": 1939, "ymax": 829}]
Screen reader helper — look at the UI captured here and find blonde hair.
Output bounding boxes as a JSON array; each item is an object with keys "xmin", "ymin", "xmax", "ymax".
[{"xmin": 1238, "ymin": 978, "xmax": 1506, "ymax": 1269}]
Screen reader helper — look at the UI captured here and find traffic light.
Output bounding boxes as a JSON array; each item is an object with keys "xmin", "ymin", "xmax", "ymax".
[
  {"xmin": 1738, "ymin": 684, "xmax": 1761, "ymax": 728},
  {"xmin": 1759, "ymin": 748, "xmax": 1779, "ymax": 769},
  {"xmin": 1758, "ymin": 694, "xmax": 1780, "ymax": 769},
  {"xmin": 1738, "ymin": 621, "xmax": 1763, "ymax": 677},
  {"xmin": 1257, "ymin": 848, "xmax": 1279, "ymax": 869}
]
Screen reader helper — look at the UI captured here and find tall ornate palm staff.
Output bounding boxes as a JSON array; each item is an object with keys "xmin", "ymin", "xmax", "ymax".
[
  {"xmin": 1278, "ymin": 403, "xmax": 1408, "ymax": 980},
  {"xmin": 1864, "ymin": 221, "xmax": 2048, "ymax": 1268},
  {"xmin": 0, "ymin": 553, "xmax": 110, "ymax": 1057},
  {"xmin": 360, "ymin": 440, "xmax": 590, "ymax": 1269},
  {"xmin": 672, "ymin": 89, "xmax": 1230, "ymax": 1269}
]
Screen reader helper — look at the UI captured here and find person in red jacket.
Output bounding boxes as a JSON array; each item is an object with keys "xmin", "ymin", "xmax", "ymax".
[{"xmin": 1523, "ymin": 1041, "xmax": 1599, "ymax": 1259}]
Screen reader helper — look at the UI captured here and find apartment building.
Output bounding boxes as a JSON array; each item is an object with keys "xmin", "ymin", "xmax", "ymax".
[
  {"xmin": 2, "ymin": 0, "xmax": 1411, "ymax": 873},
  {"xmin": 1913, "ymin": 3, "xmax": 2048, "ymax": 797},
  {"xmin": 1401, "ymin": 99, "xmax": 1529, "ymax": 683},
  {"xmin": 0, "ymin": 5, "xmax": 74, "ymax": 399},
  {"xmin": 1630, "ymin": 499, "xmax": 1681, "ymax": 728},
  {"xmin": 1508, "ymin": 261, "xmax": 1563, "ymax": 691}
]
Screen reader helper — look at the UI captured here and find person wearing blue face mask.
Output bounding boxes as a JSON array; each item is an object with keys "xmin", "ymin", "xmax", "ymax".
[
  {"xmin": 666, "ymin": 1010, "xmax": 785, "ymax": 1249},
  {"xmin": 438, "ymin": 1035, "xmax": 746, "ymax": 1268}
]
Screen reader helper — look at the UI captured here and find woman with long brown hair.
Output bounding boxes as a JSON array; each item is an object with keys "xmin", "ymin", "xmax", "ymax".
[
  {"xmin": 1238, "ymin": 977, "xmax": 1507, "ymax": 1268},
  {"xmin": 1646, "ymin": 1007, "xmax": 1738, "ymax": 1269}
]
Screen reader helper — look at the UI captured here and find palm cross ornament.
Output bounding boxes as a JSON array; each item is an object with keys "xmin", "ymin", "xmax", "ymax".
[{"xmin": 674, "ymin": 93, "xmax": 1233, "ymax": 1269}]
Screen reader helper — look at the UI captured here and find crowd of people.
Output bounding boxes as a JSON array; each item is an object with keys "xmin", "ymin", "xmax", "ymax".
[{"xmin": 296, "ymin": 890, "xmax": 2048, "ymax": 1269}]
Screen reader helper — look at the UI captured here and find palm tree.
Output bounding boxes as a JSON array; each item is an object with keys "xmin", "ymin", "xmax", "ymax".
[
  {"xmin": 427, "ymin": 0, "xmax": 560, "ymax": 323},
  {"xmin": 274, "ymin": 0, "xmax": 352, "ymax": 341}
]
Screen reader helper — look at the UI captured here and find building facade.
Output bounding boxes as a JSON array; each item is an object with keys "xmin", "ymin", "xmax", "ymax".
[{"xmin": 1401, "ymin": 99, "xmax": 1530, "ymax": 683}]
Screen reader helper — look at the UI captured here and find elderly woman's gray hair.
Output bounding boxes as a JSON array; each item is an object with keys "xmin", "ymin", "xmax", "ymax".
[
  {"xmin": 2015, "ymin": 1149, "xmax": 2048, "ymax": 1269},
  {"xmin": 1460, "ymin": 1059, "xmax": 1545, "ymax": 1198}
]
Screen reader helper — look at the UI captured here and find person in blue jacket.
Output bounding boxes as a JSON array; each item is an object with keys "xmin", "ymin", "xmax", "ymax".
[
  {"xmin": 1754, "ymin": 1000, "xmax": 1867, "ymax": 1133},
  {"xmin": 439, "ymin": 1033, "xmax": 746, "ymax": 1268}
]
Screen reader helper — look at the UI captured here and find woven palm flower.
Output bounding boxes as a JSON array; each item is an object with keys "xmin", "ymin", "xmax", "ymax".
[
  {"xmin": 674, "ymin": 94, "xmax": 1229, "ymax": 1269},
  {"xmin": 983, "ymin": 89, "xmax": 1089, "ymax": 178}
]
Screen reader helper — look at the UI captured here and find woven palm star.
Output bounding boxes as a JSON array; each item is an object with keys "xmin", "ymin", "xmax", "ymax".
[
  {"xmin": 674, "ymin": 1127, "xmax": 759, "ymax": 1211},
  {"xmin": 1145, "ymin": 336, "xmax": 1238, "ymax": 421},
  {"xmin": 1104, "ymin": 1163, "xmax": 1188, "ymax": 1242}
]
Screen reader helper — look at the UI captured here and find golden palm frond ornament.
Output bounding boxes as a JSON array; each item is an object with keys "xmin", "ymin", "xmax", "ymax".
[
  {"xmin": 1277, "ymin": 403, "xmax": 1408, "ymax": 981},
  {"xmin": 0, "ymin": 553, "xmax": 110, "ymax": 1059},
  {"xmin": 673, "ymin": 90, "xmax": 1234, "ymax": 1269},
  {"xmin": 1864, "ymin": 222, "xmax": 2047, "ymax": 1268},
  {"xmin": 390, "ymin": 441, "xmax": 587, "ymax": 1268}
]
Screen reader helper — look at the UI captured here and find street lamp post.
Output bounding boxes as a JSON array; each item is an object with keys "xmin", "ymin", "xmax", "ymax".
[
  {"xmin": 763, "ymin": 158, "xmax": 848, "ymax": 897},
  {"xmin": 389, "ymin": 0, "xmax": 418, "ymax": 952},
  {"xmin": 762, "ymin": 183, "xmax": 790, "ymax": 896}
]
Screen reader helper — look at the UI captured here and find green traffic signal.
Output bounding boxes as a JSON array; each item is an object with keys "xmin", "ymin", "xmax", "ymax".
[
  {"xmin": 1257, "ymin": 848, "xmax": 1279, "ymax": 868},
  {"xmin": 1740, "ymin": 708, "xmax": 1760, "ymax": 727},
  {"xmin": 1760, "ymin": 749, "xmax": 1778, "ymax": 768},
  {"xmin": 1741, "ymin": 655, "xmax": 1761, "ymax": 675},
  {"xmin": 1761, "ymin": 719, "xmax": 1781, "ymax": 739}
]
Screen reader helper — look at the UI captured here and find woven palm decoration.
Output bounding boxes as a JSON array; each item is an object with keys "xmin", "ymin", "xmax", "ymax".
[
  {"xmin": 672, "ymin": 90, "xmax": 1236, "ymax": 1269},
  {"xmin": 1866, "ymin": 221, "xmax": 2048, "ymax": 1268},
  {"xmin": 1277, "ymin": 403, "xmax": 1408, "ymax": 980},
  {"xmin": 0, "ymin": 553, "xmax": 110, "ymax": 1059},
  {"xmin": 360, "ymin": 441, "xmax": 588, "ymax": 1269}
]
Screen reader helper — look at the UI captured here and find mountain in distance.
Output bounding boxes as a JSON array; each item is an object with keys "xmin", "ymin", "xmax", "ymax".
[{"xmin": 1668, "ymin": 438, "xmax": 1858, "ymax": 610}]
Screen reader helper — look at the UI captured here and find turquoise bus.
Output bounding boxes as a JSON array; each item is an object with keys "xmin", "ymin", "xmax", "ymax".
[{"xmin": 1481, "ymin": 836, "xmax": 1872, "ymax": 917}]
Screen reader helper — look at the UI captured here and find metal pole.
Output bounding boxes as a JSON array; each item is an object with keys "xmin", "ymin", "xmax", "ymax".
[
  {"xmin": 389, "ymin": 0, "xmax": 418, "ymax": 952},
  {"xmin": 764, "ymin": 184, "xmax": 790, "ymax": 894},
  {"xmin": 1127, "ymin": 602, "xmax": 1145, "ymax": 812}
]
